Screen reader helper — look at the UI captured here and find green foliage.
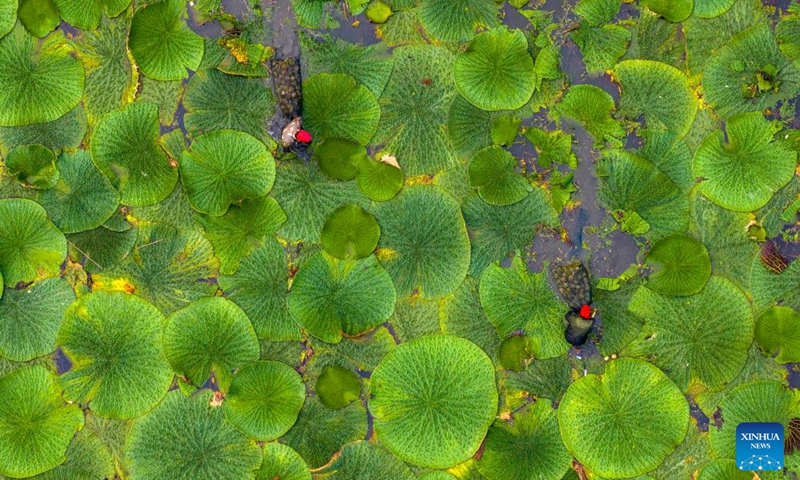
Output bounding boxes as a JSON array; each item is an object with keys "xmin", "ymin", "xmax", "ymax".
[
  {"xmin": 18, "ymin": 0, "xmax": 60, "ymax": 38},
  {"xmin": 315, "ymin": 138, "xmax": 367, "ymax": 181},
  {"xmin": 468, "ymin": 146, "xmax": 530, "ymax": 206},
  {"xmin": 321, "ymin": 204, "xmax": 381, "ymax": 260},
  {"xmin": 54, "ymin": 0, "xmax": 131, "ymax": 30},
  {"xmin": 417, "ymin": 0, "xmax": 499, "ymax": 42},
  {"xmin": 553, "ymin": 84, "xmax": 625, "ymax": 146},
  {"xmin": 315, "ymin": 364, "xmax": 361, "ymax": 409},
  {"xmin": 356, "ymin": 156, "xmax": 404, "ymax": 201},
  {"xmin": 641, "ymin": 0, "xmax": 693, "ymax": 22},
  {"xmin": 645, "ymin": 234, "xmax": 711, "ymax": 296},
  {"xmin": 0, "ymin": 198, "xmax": 66, "ymax": 287},
  {"xmin": 303, "ymin": 73, "xmax": 381, "ymax": 146},
  {"xmin": 571, "ymin": 23, "xmax": 631, "ymax": 75},
  {"xmin": 5, "ymin": 144, "xmax": 58, "ymax": 189},
  {"xmin": 255, "ymin": 443, "xmax": 311, "ymax": 480},
  {"xmin": 755, "ymin": 306, "xmax": 800, "ymax": 363}
]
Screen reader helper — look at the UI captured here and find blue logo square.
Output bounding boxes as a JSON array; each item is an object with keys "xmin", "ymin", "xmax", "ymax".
[{"xmin": 736, "ymin": 422, "xmax": 784, "ymax": 471}]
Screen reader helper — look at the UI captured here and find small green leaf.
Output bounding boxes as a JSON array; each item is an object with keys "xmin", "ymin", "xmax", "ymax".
[
  {"xmin": 5, "ymin": 144, "xmax": 58, "ymax": 189},
  {"xmin": 490, "ymin": 115, "xmax": 521, "ymax": 147},
  {"xmin": 321, "ymin": 204, "xmax": 381, "ymax": 260},
  {"xmin": 315, "ymin": 364, "xmax": 362, "ymax": 409},
  {"xmin": 755, "ymin": 306, "xmax": 800, "ymax": 363},
  {"xmin": 468, "ymin": 146, "xmax": 530, "ymax": 207}
]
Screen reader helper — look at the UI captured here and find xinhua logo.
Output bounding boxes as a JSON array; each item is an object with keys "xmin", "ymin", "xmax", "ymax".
[{"xmin": 736, "ymin": 422, "xmax": 784, "ymax": 471}]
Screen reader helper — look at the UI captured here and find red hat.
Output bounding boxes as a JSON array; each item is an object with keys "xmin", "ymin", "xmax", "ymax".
[
  {"xmin": 296, "ymin": 130, "xmax": 312, "ymax": 143},
  {"xmin": 579, "ymin": 304, "xmax": 592, "ymax": 320}
]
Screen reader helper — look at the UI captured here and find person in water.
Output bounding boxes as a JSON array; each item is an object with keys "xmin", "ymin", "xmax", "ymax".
[{"xmin": 281, "ymin": 116, "xmax": 313, "ymax": 148}]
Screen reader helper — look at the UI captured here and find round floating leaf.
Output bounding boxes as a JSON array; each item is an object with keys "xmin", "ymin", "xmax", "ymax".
[
  {"xmin": 315, "ymin": 441, "xmax": 415, "ymax": 480},
  {"xmin": 288, "ymin": 252, "xmax": 396, "ymax": 343},
  {"xmin": 0, "ymin": 366, "xmax": 84, "ymax": 478},
  {"xmin": 627, "ymin": 276, "xmax": 754, "ymax": 391},
  {"xmin": 18, "ymin": 0, "xmax": 60, "ymax": 38},
  {"xmin": 613, "ymin": 59, "xmax": 697, "ymax": 138},
  {"xmin": 54, "ymin": 0, "xmax": 131, "ymax": 30},
  {"xmin": 0, "ymin": 277, "xmax": 74, "ymax": 362},
  {"xmin": 480, "ymin": 256, "xmax": 569, "ymax": 358},
  {"xmin": 224, "ymin": 361, "xmax": 305, "ymax": 440},
  {"xmin": 315, "ymin": 138, "xmax": 367, "ymax": 181},
  {"xmin": 693, "ymin": 111, "xmax": 796, "ymax": 212},
  {"xmin": 371, "ymin": 186, "xmax": 471, "ymax": 299},
  {"xmin": 418, "ymin": 0, "xmax": 499, "ymax": 42},
  {"xmin": 5, "ymin": 144, "xmax": 58, "ymax": 189},
  {"xmin": 218, "ymin": 238, "xmax": 299, "ymax": 341},
  {"xmin": 321, "ymin": 204, "xmax": 381, "ymax": 260},
  {"xmin": 126, "ymin": 390, "xmax": 262, "ymax": 480},
  {"xmin": 477, "ymin": 400, "xmax": 571, "ymax": 480},
  {"xmin": 57, "ymin": 292, "xmax": 173, "ymax": 419},
  {"xmin": 468, "ymin": 146, "xmax": 530, "ymax": 206},
  {"xmin": 370, "ymin": 334, "xmax": 498, "ymax": 469},
  {"xmin": 454, "ymin": 28, "xmax": 536, "ymax": 111},
  {"xmin": 164, "ymin": 297, "xmax": 260, "ymax": 392},
  {"xmin": 32, "ymin": 430, "xmax": 115, "ymax": 480},
  {"xmin": 553, "ymin": 84, "xmax": 625, "ymax": 145},
  {"xmin": 255, "ymin": 443, "xmax": 311, "ymax": 480},
  {"xmin": 315, "ymin": 364, "xmax": 361, "ymax": 409},
  {"xmin": 558, "ymin": 358, "xmax": 689, "ymax": 478},
  {"xmin": 697, "ymin": 459, "xmax": 752, "ymax": 480},
  {"xmin": 755, "ymin": 306, "xmax": 800, "ymax": 363},
  {"xmin": 39, "ymin": 151, "xmax": 120, "ymax": 234},
  {"xmin": 709, "ymin": 381, "xmax": 796, "ymax": 458},
  {"xmin": 645, "ymin": 234, "xmax": 711, "ymax": 296},
  {"xmin": 641, "ymin": 0, "xmax": 693, "ymax": 22},
  {"xmin": 303, "ymin": 73, "xmax": 380, "ymax": 146},
  {"xmin": 356, "ymin": 156, "xmax": 404, "ymax": 201},
  {"xmin": 180, "ymin": 129, "xmax": 276, "ymax": 216},
  {"xmin": 0, "ymin": 25, "xmax": 84, "ymax": 127},
  {"xmin": 0, "ymin": 0, "xmax": 17, "ymax": 38},
  {"xmin": 571, "ymin": 23, "xmax": 631, "ymax": 76},
  {"xmin": 129, "ymin": 0, "xmax": 204, "ymax": 80},
  {"xmin": 498, "ymin": 335, "xmax": 532, "ymax": 371},
  {"xmin": 0, "ymin": 105, "xmax": 87, "ymax": 154},
  {"xmin": 0, "ymin": 198, "xmax": 66, "ymax": 287},
  {"xmin": 91, "ymin": 102, "xmax": 178, "ymax": 206},
  {"xmin": 705, "ymin": 22, "xmax": 800, "ymax": 117}
]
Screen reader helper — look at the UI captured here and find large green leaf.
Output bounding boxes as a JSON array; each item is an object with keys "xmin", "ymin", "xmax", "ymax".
[
  {"xmin": 126, "ymin": 390, "xmax": 262, "ymax": 480},
  {"xmin": 180, "ymin": 130, "xmax": 276, "ymax": 216},
  {"xmin": 755, "ymin": 306, "xmax": 800, "ymax": 363},
  {"xmin": 288, "ymin": 252, "xmax": 396, "ymax": 343},
  {"xmin": 53, "ymin": 0, "xmax": 131, "ymax": 30},
  {"xmin": 644, "ymin": 234, "xmax": 711, "ymax": 296},
  {"xmin": 370, "ymin": 335, "xmax": 498, "ymax": 469},
  {"xmin": 468, "ymin": 146, "xmax": 530, "ymax": 206},
  {"xmin": 255, "ymin": 443, "xmax": 311, "ymax": 480},
  {"xmin": 0, "ymin": 198, "xmax": 66, "ymax": 287},
  {"xmin": 163, "ymin": 297, "xmax": 259, "ymax": 392},
  {"xmin": 558, "ymin": 358, "xmax": 689, "ymax": 478},
  {"xmin": 0, "ymin": 278, "xmax": 74, "ymax": 361},
  {"xmin": 626, "ymin": 276, "xmax": 753, "ymax": 391},
  {"xmin": 417, "ymin": 0, "xmax": 498, "ymax": 41},
  {"xmin": 18, "ymin": 0, "xmax": 60, "ymax": 38},
  {"xmin": 371, "ymin": 185, "xmax": 471, "ymax": 299},
  {"xmin": 91, "ymin": 102, "xmax": 178, "ymax": 206},
  {"xmin": 315, "ymin": 441, "xmax": 415, "ymax": 480},
  {"xmin": 480, "ymin": 256, "xmax": 570, "ymax": 358},
  {"xmin": 0, "ymin": 366, "xmax": 84, "ymax": 478},
  {"xmin": 129, "ymin": 0, "xmax": 204, "ymax": 80},
  {"xmin": 57, "ymin": 292, "xmax": 172, "ymax": 419},
  {"xmin": 302, "ymin": 73, "xmax": 380, "ymax": 146},
  {"xmin": 0, "ymin": 25, "xmax": 84, "ymax": 127},
  {"xmin": 320, "ymin": 204, "xmax": 381, "ymax": 260},
  {"xmin": 39, "ymin": 151, "xmax": 120, "ymax": 234},
  {"xmin": 553, "ymin": 84, "xmax": 624, "ymax": 146},
  {"xmin": 29, "ymin": 430, "xmax": 115, "ymax": 480},
  {"xmin": 571, "ymin": 23, "xmax": 631, "ymax": 76},
  {"xmin": 696, "ymin": 459, "xmax": 752, "ymax": 480},
  {"xmin": 453, "ymin": 28, "xmax": 536, "ymax": 111},
  {"xmin": 693, "ymin": 112, "xmax": 796, "ymax": 212},
  {"xmin": 642, "ymin": 0, "xmax": 693, "ymax": 22},
  {"xmin": 224, "ymin": 361, "xmax": 305, "ymax": 440},
  {"xmin": 574, "ymin": 0, "xmax": 620, "ymax": 26}
]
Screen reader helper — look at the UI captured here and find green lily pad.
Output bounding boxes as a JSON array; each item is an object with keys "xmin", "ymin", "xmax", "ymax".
[
  {"xmin": 218, "ymin": 238, "xmax": 299, "ymax": 341},
  {"xmin": 356, "ymin": 156, "xmax": 404, "ymax": 202},
  {"xmin": 454, "ymin": 28, "xmax": 536, "ymax": 111},
  {"xmin": 468, "ymin": 146, "xmax": 530, "ymax": 206},
  {"xmin": 126, "ymin": 389, "xmax": 262, "ymax": 480},
  {"xmin": 0, "ymin": 25, "xmax": 84, "ymax": 127},
  {"xmin": 255, "ymin": 443, "xmax": 311, "ymax": 480},
  {"xmin": 321, "ymin": 204, "xmax": 381, "ymax": 260},
  {"xmin": 0, "ymin": 277, "xmax": 74, "ymax": 361},
  {"xmin": 703, "ymin": 23, "xmax": 800, "ymax": 118},
  {"xmin": 129, "ymin": 0, "xmax": 204, "ymax": 80},
  {"xmin": 523, "ymin": 128, "xmax": 578, "ymax": 169},
  {"xmin": 29, "ymin": 429, "xmax": 115, "ymax": 480},
  {"xmin": 224, "ymin": 361, "xmax": 305, "ymax": 440},
  {"xmin": 696, "ymin": 459, "xmax": 752, "ymax": 480},
  {"xmin": 626, "ymin": 276, "xmax": 754, "ymax": 391},
  {"xmin": 57, "ymin": 291, "xmax": 173, "ymax": 419},
  {"xmin": 288, "ymin": 252, "xmax": 396, "ymax": 343},
  {"xmin": 418, "ymin": 0, "xmax": 498, "ymax": 42},
  {"xmin": 0, "ymin": 198, "xmax": 66, "ymax": 287},
  {"xmin": 480, "ymin": 256, "xmax": 570, "ymax": 358},
  {"xmin": 613, "ymin": 59, "xmax": 697, "ymax": 138},
  {"xmin": 5, "ymin": 144, "xmax": 58, "ymax": 189},
  {"xmin": 498, "ymin": 335, "xmax": 532, "ymax": 371},
  {"xmin": 0, "ymin": 0, "xmax": 17, "ymax": 39},
  {"xmin": 558, "ymin": 358, "xmax": 689, "ymax": 478},
  {"xmin": 371, "ymin": 186, "xmax": 471, "ymax": 299},
  {"xmin": 163, "ymin": 297, "xmax": 260, "ymax": 392},
  {"xmin": 315, "ymin": 138, "xmax": 368, "ymax": 181},
  {"xmin": 553, "ymin": 84, "xmax": 625, "ymax": 146},
  {"xmin": 645, "ymin": 234, "xmax": 711, "ymax": 296},
  {"xmin": 180, "ymin": 130, "xmax": 276, "ymax": 217},
  {"xmin": 693, "ymin": 0, "xmax": 735, "ymax": 17},
  {"xmin": 575, "ymin": 0, "xmax": 620, "ymax": 25},
  {"xmin": 693, "ymin": 111, "xmax": 796, "ymax": 212},
  {"xmin": 315, "ymin": 364, "xmax": 361, "ymax": 409},
  {"xmin": 641, "ymin": 0, "xmax": 693, "ymax": 22},
  {"xmin": 440, "ymin": 276, "xmax": 502, "ymax": 358},
  {"xmin": 755, "ymin": 306, "xmax": 800, "ymax": 363},
  {"xmin": 315, "ymin": 441, "xmax": 416, "ymax": 480},
  {"xmin": 370, "ymin": 334, "xmax": 498, "ymax": 469},
  {"xmin": 0, "ymin": 366, "xmax": 84, "ymax": 478},
  {"xmin": 302, "ymin": 73, "xmax": 380, "ymax": 146},
  {"xmin": 490, "ymin": 115, "xmax": 521, "ymax": 147},
  {"xmin": 53, "ymin": 0, "xmax": 131, "ymax": 30},
  {"xmin": 571, "ymin": 23, "xmax": 631, "ymax": 76},
  {"xmin": 367, "ymin": 1, "xmax": 393, "ymax": 24},
  {"xmin": 91, "ymin": 102, "xmax": 178, "ymax": 206},
  {"xmin": 0, "ymin": 106, "xmax": 87, "ymax": 155},
  {"xmin": 18, "ymin": 0, "xmax": 60, "ymax": 38},
  {"xmin": 477, "ymin": 400, "xmax": 571, "ymax": 480},
  {"xmin": 39, "ymin": 151, "xmax": 120, "ymax": 234}
]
